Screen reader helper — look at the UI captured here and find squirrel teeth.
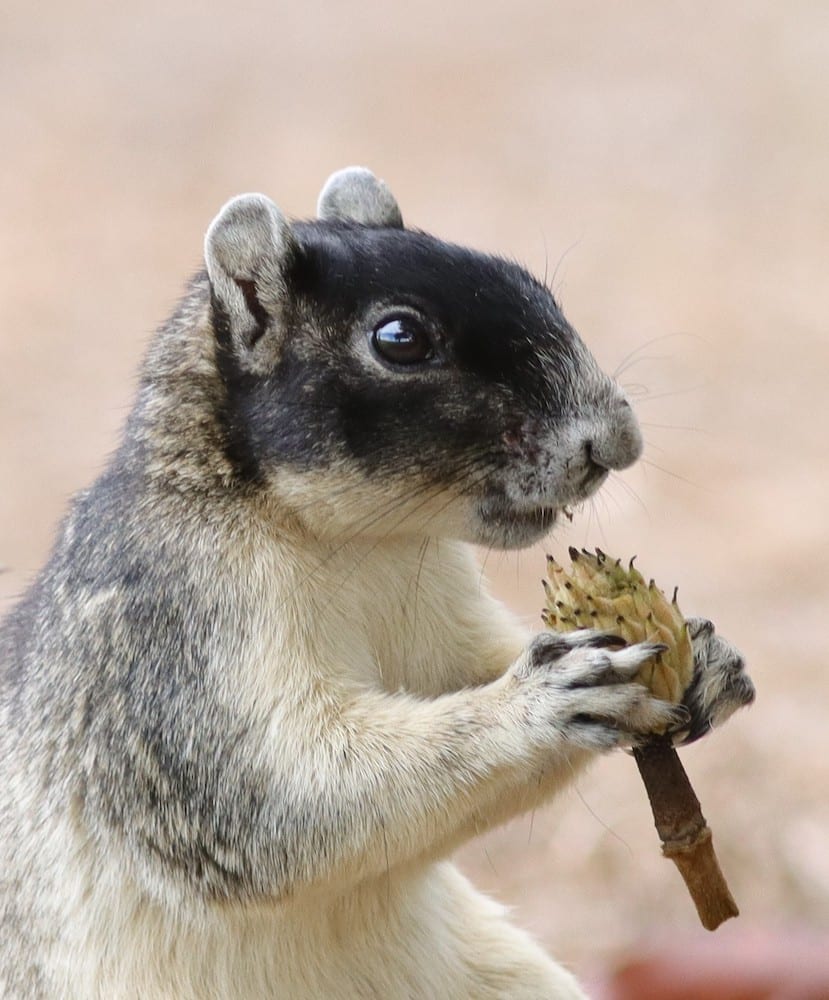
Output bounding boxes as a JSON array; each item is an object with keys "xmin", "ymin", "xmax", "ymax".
[{"xmin": 544, "ymin": 548, "xmax": 694, "ymax": 710}]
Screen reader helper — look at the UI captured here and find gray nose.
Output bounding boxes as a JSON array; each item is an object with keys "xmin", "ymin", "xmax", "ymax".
[{"xmin": 587, "ymin": 401, "xmax": 643, "ymax": 472}]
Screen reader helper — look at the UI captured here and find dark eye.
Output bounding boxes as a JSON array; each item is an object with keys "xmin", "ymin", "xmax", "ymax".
[{"xmin": 371, "ymin": 315, "xmax": 434, "ymax": 366}]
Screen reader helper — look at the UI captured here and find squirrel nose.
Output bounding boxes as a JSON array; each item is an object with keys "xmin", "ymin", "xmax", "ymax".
[{"xmin": 587, "ymin": 400, "xmax": 643, "ymax": 472}]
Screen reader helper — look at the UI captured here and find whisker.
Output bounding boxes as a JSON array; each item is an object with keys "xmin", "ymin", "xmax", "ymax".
[
  {"xmin": 477, "ymin": 544, "xmax": 495, "ymax": 595},
  {"xmin": 607, "ymin": 472, "xmax": 648, "ymax": 514},
  {"xmin": 641, "ymin": 437, "xmax": 669, "ymax": 456},
  {"xmin": 549, "ymin": 237, "xmax": 582, "ymax": 300},
  {"xmin": 611, "ymin": 331, "xmax": 701, "ymax": 382},
  {"xmin": 270, "ymin": 480, "xmax": 446, "ymax": 609},
  {"xmin": 639, "ymin": 457, "xmax": 707, "ymax": 490},
  {"xmin": 614, "ymin": 353, "xmax": 673, "ymax": 381},
  {"xmin": 621, "ymin": 381, "xmax": 652, "ymax": 399},
  {"xmin": 639, "ymin": 422, "xmax": 707, "ymax": 434},
  {"xmin": 325, "ymin": 464, "xmax": 495, "ymax": 598},
  {"xmin": 403, "ymin": 536, "xmax": 432, "ymax": 657},
  {"xmin": 572, "ymin": 783, "xmax": 633, "ymax": 856},
  {"xmin": 628, "ymin": 385, "xmax": 704, "ymax": 404},
  {"xmin": 280, "ymin": 450, "xmax": 501, "ymax": 608},
  {"xmin": 584, "ymin": 494, "xmax": 609, "ymax": 549}
]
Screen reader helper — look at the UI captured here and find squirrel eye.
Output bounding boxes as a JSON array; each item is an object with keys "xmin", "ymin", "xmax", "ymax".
[{"xmin": 371, "ymin": 316, "xmax": 434, "ymax": 366}]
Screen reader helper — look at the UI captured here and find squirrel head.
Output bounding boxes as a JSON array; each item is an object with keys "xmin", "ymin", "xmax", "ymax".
[{"xmin": 201, "ymin": 167, "xmax": 641, "ymax": 549}]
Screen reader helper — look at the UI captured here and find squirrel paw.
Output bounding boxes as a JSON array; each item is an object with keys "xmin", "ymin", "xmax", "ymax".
[
  {"xmin": 514, "ymin": 631, "xmax": 685, "ymax": 752},
  {"xmin": 677, "ymin": 618, "xmax": 755, "ymax": 745}
]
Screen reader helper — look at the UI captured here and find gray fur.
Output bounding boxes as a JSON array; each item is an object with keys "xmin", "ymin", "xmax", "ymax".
[
  {"xmin": 204, "ymin": 193, "xmax": 295, "ymax": 370},
  {"xmin": 316, "ymin": 166, "xmax": 404, "ymax": 227},
  {"xmin": 679, "ymin": 617, "xmax": 755, "ymax": 743}
]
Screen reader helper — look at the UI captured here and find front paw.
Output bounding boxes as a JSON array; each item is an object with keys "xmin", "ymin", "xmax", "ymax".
[
  {"xmin": 679, "ymin": 618, "xmax": 755, "ymax": 744},
  {"xmin": 512, "ymin": 631, "xmax": 686, "ymax": 753}
]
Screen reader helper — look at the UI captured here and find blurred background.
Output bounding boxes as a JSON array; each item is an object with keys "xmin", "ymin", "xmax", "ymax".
[{"xmin": 1, "ymin": 0, "xmax": 827, "ymax": 994}]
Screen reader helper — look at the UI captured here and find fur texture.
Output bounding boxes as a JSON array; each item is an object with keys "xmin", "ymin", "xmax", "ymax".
[{"xmin": 0, "ymin": 168, "xmax": 752, "ymax": 998}]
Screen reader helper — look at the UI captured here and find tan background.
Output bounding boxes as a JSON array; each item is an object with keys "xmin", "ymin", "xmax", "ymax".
[{"xmin": 1, "ymin": 0, "xmax": 827, "ymax": 990}]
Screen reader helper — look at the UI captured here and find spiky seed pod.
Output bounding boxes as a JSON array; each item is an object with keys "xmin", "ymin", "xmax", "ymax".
[
  {"xmin": 544, "ymin": 548, "xmax": 693, "ymax": 707},
  {"xmin": 542, "ymin": 547, "xmax": 740, "ymax": 931}
]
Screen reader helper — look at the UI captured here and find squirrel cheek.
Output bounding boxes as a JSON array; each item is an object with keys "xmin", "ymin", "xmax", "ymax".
[{"xmin": 501, "ymin": 418, "xmax": 543, "ymax": 461}]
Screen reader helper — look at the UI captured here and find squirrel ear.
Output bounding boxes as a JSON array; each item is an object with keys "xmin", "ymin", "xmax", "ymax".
[
  {"xmin": 204, "ymin": 194, "xmax": 295, "ymax": 366},
  {"xmin": 317, "ymin": 167, "xmax": 403, "ymax": 228}
]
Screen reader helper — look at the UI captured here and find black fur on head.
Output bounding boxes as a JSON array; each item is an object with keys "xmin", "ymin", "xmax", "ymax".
[
  {"xmin": 231, "ymin": 223, "xmax": 581, "ymax": 467},
  {"xmin": 203, "ymin": 169, "xmax": 641, "ymax": 548}
]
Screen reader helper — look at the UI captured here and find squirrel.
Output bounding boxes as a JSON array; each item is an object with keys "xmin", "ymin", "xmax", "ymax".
[{"xmin": 0, "ymin": 168, "xmax": 754, "ymax": 999}]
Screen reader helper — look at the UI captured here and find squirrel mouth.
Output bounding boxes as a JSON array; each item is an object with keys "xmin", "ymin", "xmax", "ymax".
[
  {"xmin": 476, "ymin": 495, "xmax": 562, "ymax": 533},
  {"xmin": 472, "ymin": 497, "xmax": 562, "ymax": 550}
]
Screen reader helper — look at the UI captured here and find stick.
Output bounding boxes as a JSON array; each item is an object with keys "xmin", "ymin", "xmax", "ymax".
[{"xmin": 632, "ymin": 736, "xmax": 739, "ymax": 931}]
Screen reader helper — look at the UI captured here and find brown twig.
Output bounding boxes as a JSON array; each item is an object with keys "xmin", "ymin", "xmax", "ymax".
[{"xmin": 632, "ymin": 736, "xmax": 739, "ymax": 931}]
